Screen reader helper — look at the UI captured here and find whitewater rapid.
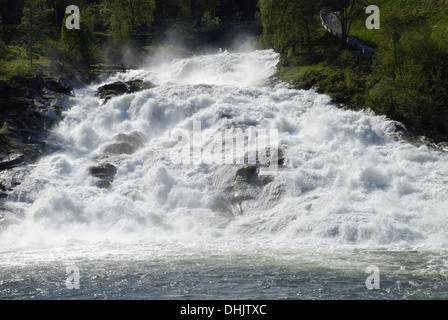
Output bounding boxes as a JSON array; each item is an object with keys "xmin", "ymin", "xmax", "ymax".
[{"xmin": 1, "ymin": 48, "xmax": 448, "ymax": 251}]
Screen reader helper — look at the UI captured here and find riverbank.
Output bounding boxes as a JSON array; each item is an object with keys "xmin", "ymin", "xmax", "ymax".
[
  {"xmin": 274, "ymin": 38, "xmax": 448, "ymax": 149},
  {"xmin": 266, "ymin": 0, "xmax": 448, "ymax": 145},
  {"xmin": 0, "ymin": 62, "xmax": 133, "ymax": 164},
  {"xmin": 0, "ymin": 74, "xmax": 76, "ymax": 200}
]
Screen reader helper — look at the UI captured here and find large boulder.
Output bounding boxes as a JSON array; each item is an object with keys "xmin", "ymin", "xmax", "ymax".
[
  {"xmin": 0, "ymin": 75, "xmax": 71, "ymax": 167},
  {"xmin": 97, "ymin": 80, "xmax": 157, "ymax": 102},
  {"xmin": 236, "ymin": 166, "xmax": 257, "ymax": 184},
  {"xmin": 127, "ymin": 80, "xmax": 157, "ymax": 93},
  {"xmin": 0, "ymin": 154, "xmax": 24, "ymax": 173},
  {"xmin": 43, "ymin": 77, "xmax": 72, "ymax": 94},
  {"xmin": 104, "ymin": 131, "xmax": 145, "ymax": 155},
  {"xmin": 97, "ymin": 81, "xmax": 129, "ymax": 101},
  {"xmin": 88, "ymin": 163, "xmax": 117, "ymax": 189}
]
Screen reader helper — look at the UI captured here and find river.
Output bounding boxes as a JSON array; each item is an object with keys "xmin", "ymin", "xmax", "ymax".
[{"xmin": 1, "ymin": 48, "xmax": 448, "ymax": 299}]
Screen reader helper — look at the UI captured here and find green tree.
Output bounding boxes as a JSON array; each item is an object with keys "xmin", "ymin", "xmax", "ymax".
[
  {"xmin": 192, "ymin": 0, "xmax": 220, "ymax": 18},
  {"xmin": 259, "ymin": 0, "xmax": 290, "ymax": 53},
  {"xmin": 200, "ymin": 10, "xmax": 221, "ymax": 30},
  {"xmin": 377, "ymin": 6, "xmax": 414, "ymax": 77},
  {"xmin": 101, "ymin": 0, "xmax": 156, "ymax": 43},
  {"xmin": 170, "ymin": 0, "xmax": 195, "ymax": 39},
  {"xmin": 259, "ymin": 0, "xmax": 320, "ymax": 56},
  {"xmin": 60, "ymin": 4, "xmax": 98, "ymax": 68},
  {"xmin": 0, "ymin": 15, "xmax": 3, "ymax": 49},
  {"xmin": 20, "ymin": 0, "xmax": 54, "ymax": 65},
  {"xmin": 325, "ymin": 0, "xmax": 366, "ymax": 47},
  {"xmin": 368, "ymin": 21, "xmax": 448, "ymax": 134},
  {"xmin": 287, "ymin": 0, "xmax": 320, "ymax": 57}
]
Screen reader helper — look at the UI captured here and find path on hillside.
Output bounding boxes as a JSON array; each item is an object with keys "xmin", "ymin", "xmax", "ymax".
[{"xmin": 320, "ymin": 8, "xmax": 377, "ymax": 56}]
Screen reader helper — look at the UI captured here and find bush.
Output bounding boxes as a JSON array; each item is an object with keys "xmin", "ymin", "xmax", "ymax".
[
  {"xmin": 0, "ymin": 58, "xmax": 32, "ymax": 79},
  {"xmin": 367, "ymin": 22, "xmax": 448, "ymax": 135}
]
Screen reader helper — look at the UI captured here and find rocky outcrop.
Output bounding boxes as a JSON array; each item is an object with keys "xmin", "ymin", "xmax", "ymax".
[
  {"xmin": 97, "ymin": 81, "xmax": 129, "ymax": 100},
  {"xmin": 208, "ymin": 162, "xmax": 282, "ymax": 218},
  {"xmin": 0, "ymin": 74, "xmax": 73, "ymax": 200},
  {"xmin": 127, "ymin": 80, "xmax": 158, "ymax": 93},
  {"xmin": 235, "ymin": 166, "xmax": 257, "ymax": 184},
  {"xmin": 0, "ymin": 75, "xmax": 72, "ymax": 171},
  {"xmin": 0, "ymin": 154, "xmax": 24, "ymax": 172},
  {"xmin": 97, "ymin": 80, "xmax": 157, "ymax": 102},
  {"xmin": 88, "ymin": 163, "xmax": 118, "ymax": 189},
  {"xmin": 104, "ymin": 131, "xmax": 145, "ymax": 155},
  {"xmin": 207, "ymin": 146, "xmax": 286, "ymax": 217}
]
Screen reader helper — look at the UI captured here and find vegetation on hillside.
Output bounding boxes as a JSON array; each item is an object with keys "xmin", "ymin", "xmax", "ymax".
[
  {"xmin": 259, "ymin": 0, "xmax": 448, "ymax": 138},
  {"xmin": 0, "ymin": 0, "xmax": 258, "ymax": 81},
  {"xmin": 0, "ymin": 0, "xmax": 447, "ymax": 138}
]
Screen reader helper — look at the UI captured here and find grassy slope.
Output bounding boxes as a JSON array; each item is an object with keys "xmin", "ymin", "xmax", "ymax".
[
  {"xmin": 276, "ymin": 0, "xmax": 448, "ymax": 122},
  {"xmin": 274, "ymin": 28, "xmax": 374, "ymax": 108},
  {"xmin": 350, "ymin": 0, "xmax": 448, "ymax": 48}
]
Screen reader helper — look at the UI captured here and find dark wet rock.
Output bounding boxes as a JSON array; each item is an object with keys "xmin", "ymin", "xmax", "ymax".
[
  {"xmin": 97, "ymin": 80, "xmax": 157, "ymax": 102},
  {"xmin": 0, "ymin": 181, "xmax": 11, "ymax": 193},
  {"xmin": 0, "ymin": 154, "xmax": 25, "ymax": 172},
  {"xmin": 43, "ymin": 77, "xmax": 72, "ymax": 94},
  {"xmin": 226, "ymin": 166, "xmax": 264, "ymax": 214},
  {"xmin": 207, "ymin": 162, "xmax": 280, "ymax": 217},
  {"xmin": 87, "ymin": 64, "xmax": 129, "ymax": 82},
  {"xmin": 390, "ymin": 122, "xmax": 448, "ymax": 154},
  {"xmin": 236, "ymin": 166, "xmax": 257, "ymax": 184},
  {"xmin": 242, "ymin": 147, "xmax": 285, "ymax": 168},
  {"xmin": 0, "ymin": 76, "xmax": 42, "ymax": 98},
  {"xmin": 89, "ymin": 163, "xmax": 117, "ymax": 180},
  {"xmin": 127, "ymin": 80, "xmax": 157, "ymax": 93},
  {"xmin": 263, "ymin": 147, "xmax": 285, "ymax": 166},
  {"xmin": 0, "ymin": 75, "xmax": 71, "ymax": 170},
  {"xmin": 88, "ymin": 163, "xmax": 117, "ymax": 189},
  {"xmin": 278, "ymin": 148, "xmax": 285, "ymax": 166},
  {"xmin": 97, "ymin": 81, "xmax": 129, "ymax": 101}
]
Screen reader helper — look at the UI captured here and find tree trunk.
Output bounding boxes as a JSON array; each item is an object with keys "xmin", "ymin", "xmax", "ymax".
[
  {"xmin": 305, "ymin": 20, "xmax": 313, "ymax": 58},
  {"xmin": 130, "ymin": 0, "xmax": 136, "ymax": 38},
  {"xmin": 341, "ymin": 28, "xmax": 347, "ymax": 48},
  {"xmin": 29, "ymin": 3, "xmax": 33, "ymax": 65}
]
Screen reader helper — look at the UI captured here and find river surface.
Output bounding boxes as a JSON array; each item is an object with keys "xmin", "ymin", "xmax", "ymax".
[{"xmin": 1, "ymin": 48, "xmax": 448, "ymax": 299}]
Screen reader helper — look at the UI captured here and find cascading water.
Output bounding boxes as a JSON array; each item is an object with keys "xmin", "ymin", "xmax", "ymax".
[{"xmin": 1, "ymin": 48, "xmax": 448, "ymax": 299}]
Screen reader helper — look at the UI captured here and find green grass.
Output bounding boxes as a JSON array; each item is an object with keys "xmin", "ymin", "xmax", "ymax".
[
  {"xmin": 275, "ymin": 56, "xmax": 327, "ymax": 84},
  {"xmin": 350, "ymin": 0, "xmax": 448, "ymax": 49},
  {"xmin": 349, "ymin": 20, "xmax": 381, "ymax": 49},
  {"xmin": 275, "ymin": 26, "xmax": 374, "ymax": 107}
]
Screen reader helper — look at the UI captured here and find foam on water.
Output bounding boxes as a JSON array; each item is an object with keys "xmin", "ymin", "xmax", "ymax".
[{"xmin": 1, "ymin": 48, "xmax": 448, "ymax": 253}]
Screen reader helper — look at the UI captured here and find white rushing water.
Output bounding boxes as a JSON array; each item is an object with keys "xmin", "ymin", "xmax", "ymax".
[{"xmin": 1, "ymin": 48, "xmax": 448, "ymax": 299}]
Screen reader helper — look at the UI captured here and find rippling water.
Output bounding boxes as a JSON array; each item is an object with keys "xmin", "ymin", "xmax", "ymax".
[{"xmin": 1, "ymin": 48, "xmax": 448, "ymax": 299}]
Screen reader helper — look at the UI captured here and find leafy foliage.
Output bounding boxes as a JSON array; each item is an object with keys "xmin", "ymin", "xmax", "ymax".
[
  {"xmin": 20, "ymin": 0, "xmax": 54, "ymax": 64},
  {"xmin": 100, "ymin": 0, "xmax": 156, "ymax": 43},
  {"xmin": 60, "ymin": 4, "xmax": 99, "ymax": 68},
  {"xmin": 366, "ymin": 1, "xmax": 448, "ymax": 135},
  {"xmin": 258, "ymin": 0, "xmax": 320, "ymax": 56}
]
